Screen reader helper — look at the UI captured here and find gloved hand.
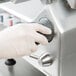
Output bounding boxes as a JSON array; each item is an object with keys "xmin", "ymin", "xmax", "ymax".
[{"xmin": 0, "ymin": 23, "xmax": 51, "ymax": 58}]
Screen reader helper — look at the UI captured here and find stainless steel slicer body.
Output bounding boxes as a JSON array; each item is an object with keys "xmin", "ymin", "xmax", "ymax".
[{"xmin": 33, "ymin": 0, "xmax": 76, "ymax": 76}]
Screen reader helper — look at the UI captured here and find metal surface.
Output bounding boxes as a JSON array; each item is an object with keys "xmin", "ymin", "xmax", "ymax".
[
  {"xmin": 40, "ymin": 0, "xmax": 56, "ymax": 4},
  {"xmin": 0, "ymin": 0, "xmax": 10, "ymax": 3},
  {"xmin": 40, "ymin": 0, "xmax": 52, "ymax": 4},
  {"xmin": 0, "ymin": 58, "xmax": 45, "ymax": 76},
  {"xmin": 11, "ymin": 0, "xmax": 30, "ymax": 4},
  {"xmin": 67, "ymin": 0, "xmax": 76, "ymax": 9},
  {"xmin": 46, "ymin": 0, "xmax": 76, "ymax": 76}
]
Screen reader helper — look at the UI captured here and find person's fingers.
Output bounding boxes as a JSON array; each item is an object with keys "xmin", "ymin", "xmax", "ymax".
[
  {"xmin": 33, "ymin": 23, "xmax": 51, "ymax": 34},
  {"xmin": 31, "ymin": 43, "xmax": 38, "ymax": 52},
  {"xmin": 34, "ymin": 33, "xmax": 48, "ymax": 45}
]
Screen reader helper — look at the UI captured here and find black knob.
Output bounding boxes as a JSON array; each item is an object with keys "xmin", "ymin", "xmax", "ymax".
[
  {"xmin": 38, "ymin": 17, "xmax": 55, "ymax": 42},
  {"xmin": 5, "ymin": 59, "xmax": 16, "ymax": 66}
]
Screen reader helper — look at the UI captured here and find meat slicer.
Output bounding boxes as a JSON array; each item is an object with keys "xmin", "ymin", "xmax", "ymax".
[{"xmin": 0, "ymin": 0, "xmax": 76, "ymax": 76}]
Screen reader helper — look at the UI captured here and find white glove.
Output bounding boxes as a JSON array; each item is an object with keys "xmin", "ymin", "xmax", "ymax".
[{"xmin": 0, "ymin": 23, "xmax": 51, "ymax": 58}]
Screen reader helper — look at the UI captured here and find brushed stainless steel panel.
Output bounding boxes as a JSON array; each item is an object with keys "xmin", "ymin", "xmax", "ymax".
[{"xmin": 0, "ymin": 58, "xmax": 46, "ymax": 76}]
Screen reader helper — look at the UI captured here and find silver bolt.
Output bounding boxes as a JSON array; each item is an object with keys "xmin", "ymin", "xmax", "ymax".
[{"xmin": 38, "ymin": 52, "xmax": 55, "ymax": 67}]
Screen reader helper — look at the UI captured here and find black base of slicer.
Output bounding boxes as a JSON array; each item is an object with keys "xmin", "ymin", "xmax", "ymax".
[{"xmin": 0, "ymin": 58, "xmax": 45, "ymax": 76}]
